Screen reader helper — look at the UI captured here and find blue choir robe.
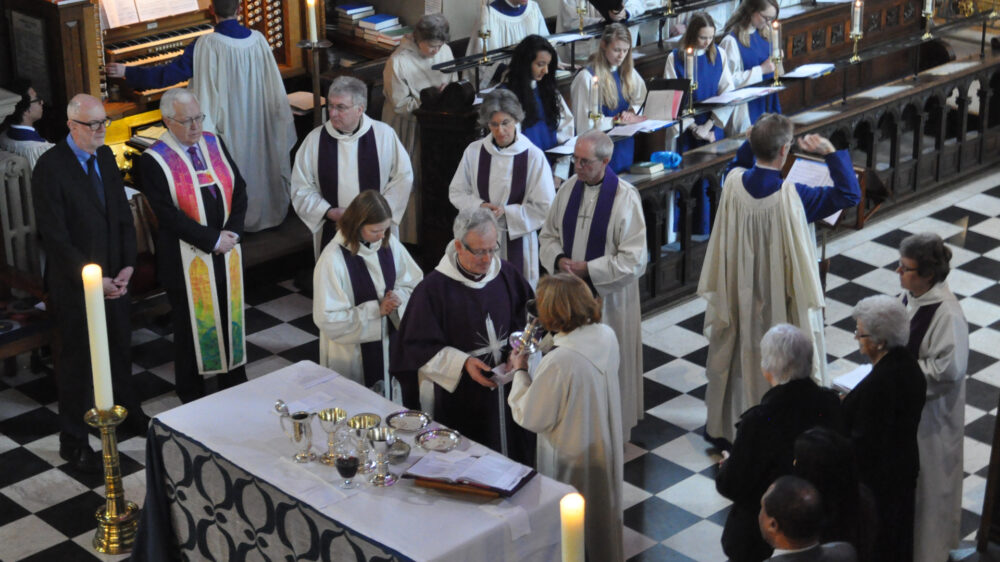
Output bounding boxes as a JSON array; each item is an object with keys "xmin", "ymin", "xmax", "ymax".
[
  {"xmin": 720, "ymin": 29, "xmax": 781, "ymax": 124},
  {"xmin": 569, "ymin": 67, "xmax": 647, "ymax": 174},
  {"xmin": 512, "ymin": 82, "xmax": 574, "ymax": 178}
]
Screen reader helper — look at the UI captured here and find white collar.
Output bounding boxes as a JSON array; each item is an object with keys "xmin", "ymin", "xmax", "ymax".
[
  {"xmin": 324, "ymin": 114, "xmax": 373, "ymax": 142},
  {"xmin": 906, "ymin": 281, "xmax": 951, "ymax": 306},
  {"xmin": 435, "ymin": 240, "xmax": 501, "ymax": 288},
  {"xmin": 530, "ymin": 80, "xmax": 538, "ymax": 89},
  {"xmin": 9, "ymin": 124, "xmax": 34, "ymax": 131}
]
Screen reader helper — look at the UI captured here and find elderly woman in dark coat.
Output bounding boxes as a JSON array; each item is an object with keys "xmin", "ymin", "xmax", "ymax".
[
  {"xmin": 716, "ymin": 323, "xmax": 842, "ymax": 562},
  {"xmin": 842, "ymin": 295, "xmax": 926, "ymax": 562}
]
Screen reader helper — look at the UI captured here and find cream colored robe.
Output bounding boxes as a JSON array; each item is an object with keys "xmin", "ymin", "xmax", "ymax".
[
  {"xmin": 508, "ymin": 322, "xmax": 624, "ymax": 562},
  {"xmin": 313, "ymin": 231, "xmax": 423, "ymax": 387},
  {"xmin": 539, "ymin": 173, "xmax": 647, "ymax": 436},
  {"xmin": 569, "ymin": 66, "xmax": 647, "ymax": 134},
  {"xmin": 466, "ymin": 1, "xmax": 550, "ymax": 88},
  {"xmin": 382, "ymin": 37, "xmax": 456, "ymax": 243},
  {"xmin": 448, "ymin": 133, "xmax": 556, "ymax": 288},
  {"xmin": 697, "ymin": 170, "xmax": 825, "ymax": 443},
  {"xmin": 0, "ymin": 129, "xmax": 53, "ymax": 169},
  {"xmin": 904, "ymin": 281, "xmax": 969, "ymax": 562},
  {"xmin": 554, "ymin": 0, "xmax": 644, "ymax": 64},
  {"xmin": 289, "ymin": 115, "xmax": 413, "ymax": 258},
  {"xmin": 191, "ymin": 30, "xmax": 295, "ymax": 232}
]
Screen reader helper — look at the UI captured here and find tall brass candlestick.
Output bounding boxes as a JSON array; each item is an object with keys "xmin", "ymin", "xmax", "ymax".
[
  {"xmin": 577, "ymin": 7, "xmax": 587, "ymax": 33},
  {"xmin": 87, "ymin": 406, "xmax": 139, "ymax": 554},
  {"xmin": 921, "ymin": 0, "xmax": 934, "ymax": 40},
  {"xmin": 770, "ymin": 21, "xmax": 782, "ymax": 86}
]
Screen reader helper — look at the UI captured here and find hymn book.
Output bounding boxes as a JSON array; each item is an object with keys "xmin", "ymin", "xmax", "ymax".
[{"xmin": 403, "ymin": 451, "xmax": 536, "ymax": 497}]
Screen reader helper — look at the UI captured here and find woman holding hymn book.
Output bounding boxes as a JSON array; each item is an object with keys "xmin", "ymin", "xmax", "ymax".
[
  {"xmin": 508, "ymin": 273, "xmax": 625, "ymax": 562},
  {"xmin": 720, "ymin": 0, "xmax": 782, "ymax": 124}
]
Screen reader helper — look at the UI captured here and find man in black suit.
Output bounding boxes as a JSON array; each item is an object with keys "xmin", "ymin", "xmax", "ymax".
[
  {"xmin": 760, "ymin": 476, "xmax": 858, "ymax": 562},
  {"xmin": 137, "ymin": 88, "xmax": 247, "ymax": 403},
  {"xmin": 32, "ymin": 94, "xmax": 148, "ymax": 473}
]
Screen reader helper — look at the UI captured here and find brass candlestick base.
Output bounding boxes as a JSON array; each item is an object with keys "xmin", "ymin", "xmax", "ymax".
[
  {"xmin": 683, "ymin": 80, "xmax": 698, "ymax": 116},
  {"xmin": 771, "ymin": 56, "xmax": 783, "ymax": 87},
  {"xmin": 588, "ymin": 111, "xmax": 603, "ymax": 131},
  {"xmin": 849, "ymin": 32, "xmax": 863, "ymax": 63},
  {"xmin": 479, "ymin": 30, "xmax": 492, "ymax": 63},
  {"xmin": 665, "ymin": 0, "xmax": 676, "ymax": 16},
  {"xmin": 921, "ymin": 11, "xmax": 933, "ymax": 39},
  {"xmin": 577, "ymin": 7, "xmax": 586, "ymax": 33},
  {"xmin": 85, "ymin": 405, "xmax": 139, "ymax": 554}
]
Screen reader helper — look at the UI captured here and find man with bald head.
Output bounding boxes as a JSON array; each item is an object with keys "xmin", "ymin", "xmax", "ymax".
[
  {"xmin": 138, "ymin": 87, "xmax": 248, "ymax": 402},
  {"xmin": 33, "ymin": 94, "xmax": 148, "ymax": 473},
  {"xmin": 539, "ymin": 129, "xmax": 647, "ymax": 440}
]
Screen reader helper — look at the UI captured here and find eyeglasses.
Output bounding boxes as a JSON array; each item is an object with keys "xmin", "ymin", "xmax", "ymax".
[
  {"xmin": 167, "ymin": 114, "xmax": 205, "ymax": 127},
  {"xmin": 461, "ymin": 241, "xmax": 500, "ymax": 257},
  {"xmin": 760, "ymin": 13, "xmax": 777, "ymax": 24},
  {"xmin": 572, "ymin": 155, "xmax": 601, "ymax": 167},
  {"xmin": 853, "ymin": 330, "xmax": 871, "ymax": 339},
  {"xmin": 72, "ymin": 118, "xmax": 112, "ymax": 131},
  {"xmin": 328, "ymin": 103, "xmax": 357, "ymax": 113},
  {"xmin": 897, "ymin": 261, "xmax": 919, "ymax": 273},
  {"xmin": 488, "ymin": 118, "xmax": 516, "ymax": 129},
  {"xmin": 29, "ymin": 98, "xmax": 43, "ymax": 106}
]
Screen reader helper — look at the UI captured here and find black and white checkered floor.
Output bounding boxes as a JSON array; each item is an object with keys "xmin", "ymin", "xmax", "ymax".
[{"xmin": 2, "ymin": 169, "xmax": 1000, "ymax": 561}]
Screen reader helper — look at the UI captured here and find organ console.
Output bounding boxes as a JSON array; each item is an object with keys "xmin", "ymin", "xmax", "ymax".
[{"xmin": 4, "ymin": 0, "xmax": 320, "ymax": 119}]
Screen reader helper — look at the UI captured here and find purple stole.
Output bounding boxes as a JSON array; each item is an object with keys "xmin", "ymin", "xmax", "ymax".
[
  {"xmin": 903, "ymin": 294, "xmax": 943, "ymax": 362},
  {"xmin": 318, "ymin": 126, "xmax": 381, "ymax": 248},
  {"xmin": 561, "ymin": 166, "xmax": 619, "ymax": 261},
  {"xmin": 341, "ymin": 243, "xmax": 397, "ymax": 388},
  {"xmin": 478, "ymin": 145, "xmax": 529, "ymax": 276}
]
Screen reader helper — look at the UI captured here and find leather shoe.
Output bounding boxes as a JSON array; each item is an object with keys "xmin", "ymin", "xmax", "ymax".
[{"xmin": 59, "ymin": 443, "xmax": 103, "ymax": 474}]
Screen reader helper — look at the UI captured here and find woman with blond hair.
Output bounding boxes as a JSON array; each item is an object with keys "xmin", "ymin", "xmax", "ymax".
[
  {"xmin": 509, "ymin": 273, "xmax": 624, "ymax": 561},
  {"xmin": 720, "ymin": 0, "xmax": 781, "ymax": 123},
  {"xmin": 570, "ymin": 23, "xmax": 647, "ymax": 173},
  {"xmin": 313, "ymin": 190, "xmax": 423, "ymax": 398}
]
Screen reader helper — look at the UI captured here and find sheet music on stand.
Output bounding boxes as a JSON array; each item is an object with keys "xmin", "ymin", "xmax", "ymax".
[
  {"xmin": 786, "ymin": 156, "xmax": 841, "ymax": 226},
  {"xmin": 100, "ymin": 0, "xmax": 200, "ymax": 29}
]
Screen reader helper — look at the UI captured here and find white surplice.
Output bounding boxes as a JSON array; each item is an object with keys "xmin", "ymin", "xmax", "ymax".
[
  {"xmin": 719, "ymin": 31, "xmax": 766, "ymax": 88},
  {"xmin": 663, "ymin": 48, "xmax": 750, "ymax": 138},
  {"xmin": 697, "ymin": 169, "xmax": 825, "ymax": 443},
  {"xmin": 569, "ymin": 66, "xmax": 647, "ymax": 134},
  {"xmin": 0, "ymin": 129, "xmax": 53, "ymax": 169},
  {"xmin": 903, "ymin": 281, "xmax": 969, "ymax": 562},
  {"xmin": 191, "ymin": 30, "xmax": 295, "ymax": 232},
  {"xmin": 313, "ymin": 231, "xmax": 422, "ymax": 387},
  {"xmin": 539, "ymin": 173, "xmax": 647, "ymax": 436},
  {"xmin": 554, "ymin": 0, "xmax": 644, "ymax": 63},
  {"xmin": 466, "ymin": 1, "xmax": 550, "ymax": 87},
  {"xmin": 508, "ymin": 322, "xmax": 624, "ymax": 562},
  {"xmin": 382, "ymin": 37, "xmax": 456, "ymax": 243},
  {"xmin": 289, "ymin": 115, "xmax": 413, "ymax": 257},
  {"xmin": 449, "ymin": 134, "xmax": 555, "ymax": 287}
]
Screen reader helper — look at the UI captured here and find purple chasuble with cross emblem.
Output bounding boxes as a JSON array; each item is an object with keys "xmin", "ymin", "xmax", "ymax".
[{"xmin": 318, "ymin": 126, "xmax": 381, "ymax": 248}]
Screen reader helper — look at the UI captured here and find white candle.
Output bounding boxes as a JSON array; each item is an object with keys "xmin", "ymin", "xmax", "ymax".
[
  {"xmin": 852, "ymin": 0, "xmax": 863, "ymax": 35},
  {"xmin": 590, "ymin": 75, "xmax": 599, "ymax": 118},
  {"xmin": 560, "ymin": 493, "xmax": 585, "ymax": 562},
  {"xmin": 771, "ymin": 21, "xmax": 781, "ymax": 58},
  {"xmin": 578, "ymin": 0, "xmax": 587, "ymax": 11},
  {"xmin": 306, "ymin": 0, "xmax": 317, "ymax": 43},
  {"xmin": 82, "ymin": 264, "xmax": 114, "ymax": 412},
  {"xmin": 923, "ymin": 0, "xmax": 933, "ymax": 14},
  {"xmin": 685, "ymin": 47, "xmax": 695, "ymax": 85},
  {"xmin": 481, "ymin": 0, "xmax": 489, "ymax": 35}
]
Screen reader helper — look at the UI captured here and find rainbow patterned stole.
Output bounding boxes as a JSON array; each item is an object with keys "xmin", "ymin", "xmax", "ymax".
[{"xmin": 147, "ymin": 132, "xmax": 246, "ymax": 375}]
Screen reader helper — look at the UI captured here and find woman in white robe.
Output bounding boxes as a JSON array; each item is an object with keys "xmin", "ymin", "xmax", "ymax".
[
  {"xmin": 382, "ymin": 14, "xmax": 456, "ymax": 243},
  {"xmin": 466, "ymin": 0, "xmax": 550, "ymax": 87},
  {"xmin": 509, "ymin": 273, "xmax": 624, "ymax": 562},
  {"xmin": 897, "ymin": 233, "xmax": 969, "ymax": 562},
  {"xmin": 313, "ymin": 191, "xmax": 423, "ymax": 397},
  {"xmin": 449, "ymin": 89, "xmax": 555, "ymax": 288}
]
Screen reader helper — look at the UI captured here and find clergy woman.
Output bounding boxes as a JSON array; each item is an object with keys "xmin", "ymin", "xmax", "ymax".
[
  {"xmin": 382, "ymin": 14, "xmax": 455, "ymax": 242},
  {"xmin": 897, "ymin": 233, "xmax": 969, "ymax": 562},
  {"xmin": 313, "ymin": 191, "xmax": 423, "ymax": 398},
  {"xmin": 449, "ymin": 89, "xmax": 556, "ymax": 288},
  {"xmin": 508, "ymin": 273, "xmax": 624, "ymax": 562},
  {"xmin": 720, "ymin": 0, "xmax": 781, "ymax": 124},
  {"xmin": 843, "ymin": 295, "xmax": 926, "ymax": 562},
  {"xmin": 570, "ymin": 23, "xmax": 647, "ymax": 174},
  {"xmin": 500, "ymin": 35, "xmax": 575, "ymax": 180}
]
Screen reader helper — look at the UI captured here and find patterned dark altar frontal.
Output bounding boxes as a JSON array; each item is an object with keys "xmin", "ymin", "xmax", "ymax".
[{"xmin": 136, "ymin": 420, "xmax": 408, "ymax": 561}]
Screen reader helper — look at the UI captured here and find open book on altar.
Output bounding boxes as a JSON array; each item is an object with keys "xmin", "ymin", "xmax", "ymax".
[{"xmin": 403, "ymin": 451, "xmax": 536, "ymax": 497}]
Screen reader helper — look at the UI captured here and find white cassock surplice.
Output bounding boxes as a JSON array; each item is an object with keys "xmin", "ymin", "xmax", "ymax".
[
  {"xmin": 697, "ymin": 170, "xmax": 825, "ymax": 443},
  {"xmin": 191, "ymin": 30, "xmax": 296, "ymax": 232},
  {"xmin": 903, "ymin": 281, "xmax": 969, "ymax": 562},
  {"xmin": 539, "ymin": 173, "xmax": 647, "ymax": 436},
  {"xmin": 449, "ymin": 134, "xmax": 555, "ymax": 287},
  {"xmin": 313, "ymin": 231, "xmax": 423, "ymax": 388},
  {"xmin": 508, "ymin": 323, "xmax": 624, "ymax": 562},
  {"xmin": 554, "ymin": 0, "xmax": 644, "ymax": 63},
  {"xmin": 289, "ymin": 114, "xmax": 413, "ymax": 257},
  {"xmin": 466, "ymin": 0, "xmax": 550, "ymax": 87},
  {"xmin": 382, "ymin": 37, "xmax": 456, "ymax": 242},
  {"xmin": 0, "ymin": 127, "xmax": 53, "ymax": 169}
]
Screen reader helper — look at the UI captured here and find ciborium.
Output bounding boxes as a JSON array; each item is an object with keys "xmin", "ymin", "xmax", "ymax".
[{"xmin": 509, "ymin": 299, "xmax": 543, "ymax": 354}]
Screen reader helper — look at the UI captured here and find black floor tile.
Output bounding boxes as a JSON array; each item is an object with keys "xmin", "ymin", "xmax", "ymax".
[
  {"xmin": 958, "ymin": 257, "xmax": 1000, "ymax": 282},
  {"xmin": 628, "ymin": 543, "xmax": 698, "ymax": 562},
  {"xmin": 130, "ymin": 338, "xmax": 176, "ymax": 370},
  {"xmin": 12, "ymin": 375, "xmax": 58, "ymax": 406},
  {"xmin": 688, "ymin": 383, "xmax": 708, "ymax": 401},
  {"xmin": 0, "ymin": 490, "xmax": 30, "ymax": 526},
  {"xmin": 677, "ymin": 312, "xmax": 705, "ymax": 335},
  {"xmin": 681, "ymin": 347, "xmax": 708, "ymax": 369},
  {"xmin": 833, "ymin": 315, "xmax": 857, "ymax": 333},
  {"xmin": 288, "ymin": 314, "xmax": 320, "ymax": 337},
  {"xmin": 246, "ymin": 341, "xmax": 271, "ymax": 363},
  {"xmin": 931, "ymin": 205, "xmax": 990, "ymax": 228},
  {"xmin": 35, "ymin": 490, "xmax": 105, "ymax": 537},
  {"xmin": 826, "ymin": 282, "xmax": 881, "ymax": 308},
  {"xmin": 946, "ymin": 230, "xmax": 1000, "ymax": 255},
  {"xmin": 968, "ymin": 350, "xmax": 997, "ymax": 377},
  {"xmin": 706, "ymin": 504, "xmax": 731, "ymax": 527},
  {"xmin": 967, "ymin": 377, "xmax": 1000, "ymax": 412},
  {"xmin": 966, "ymin": 414, "xmax": 997, "ymax": 445},
  {"xmin": 278, "ymin": 340, "xmax": 320, "ymax": 364},
  {"xmin": 629, "ymin": 416, "xmax": 687, "ymax": 451},
  {"xmin": 644, "ymin": 378, "xmax": 681, "ymax": 411},
  {"xmin": 19, "ymin": 540, "xmax": 96, "ymax": 562},
  {"xmin": 244, "ymin": 283, "xmax": 293, "ymax": 307},
  {"xmin": 60, "ymin": 449, "xmax": 144, "ymax": 489},
  {"xmin": 643, "ymin": 345, "xmax": 675, "ymax": 372},
  {"xmin": 132, "ymin": 370, "xmax": 174, "ymax": 402},
  {"xmin": 872, "ymin": 229, "xmax": 913, "ymax": 250},
  {"xmin": 623, "ymin": 496, "xmax": 701, "ymax": 542},
  {"xmin": 961, "ymin": 508, "xmax": 982, "ymax": 539},
  {"xmin": 0, "ymin": 407, "xmax": 61, "ymax": 445},
  {"xmin": 827, "ymin": 255, "xmax": 877, "ymax": 279},
  {"xmin": 0, "ymin": 448, "xmax": 52, "ymax": 488},
  {"xmin": 244, "ymin": 307, "xmax": 283, "ymax": 335},
  {"xmin": 624, "ymin": 454, "xmax": 695, "ymax": 493},
  {"xmin": 974, "ymin": 284, "xmax": 1000, "ymax": 306}
]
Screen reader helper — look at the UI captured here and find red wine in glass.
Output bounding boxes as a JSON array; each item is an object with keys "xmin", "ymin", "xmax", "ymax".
[{"xmin": 336, "ymin": 455, "xmax": 360, "ymax": 489}]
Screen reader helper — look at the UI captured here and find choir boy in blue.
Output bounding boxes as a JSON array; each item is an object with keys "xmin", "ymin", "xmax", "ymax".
[
  {"xmin": 570, "ymin": 24, "xmax": 647, "ymax": 174},
  {"xmin": 466, "ymin": 0, "xmax": 549, "ymax": 87},
  {"xmin": 721, "ymin": 0, "xmax": 781, "ymax": 124},
  {"xmin": 0, "ymin": 80, "xmax": 54, "ymax": 169},
  {"xmin": 664, "ymin": 13, "xmax": 747, "ymax": 235},
  {"xmin": 501, "ymin": 35, "xmax": 575, "ymax": 180},
  {"xmin": 390, "ymin": 208, "xmax": 536, "ymax": 465}
]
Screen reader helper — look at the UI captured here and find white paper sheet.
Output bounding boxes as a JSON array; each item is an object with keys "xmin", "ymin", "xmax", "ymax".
[
  {"xmin": 545, "ymin": 137, "xmax": 577, "ymax": 155},
  {"xmin": 645, "ymin": 89, "xmax": 684, "ymax": 121},
  {"xmin": 135, "ymin": 0, "xmax": 199, "ymax": 22},
  {"xmin": 101, "ymin": 0, "xmax": 140, "ymax": 29},
  {"xmin": 925, "ymin": 61, "xmax": 979, "ymax": 76},
  {"xmin": 608, "ymin": 119, "xmax": 674, "ymax": 137},
  {"xmin": 783, "ymin": 63, "xmax": 836, "ymax": 79},
  {"xmin": 856, "ymin": 85, "xmax": 913, "ymax": 99},
  {"xmin": 790, "ymin": 110, "xmax": 840, "ymax": 125},
  {"xmin": 701, "ymin": 86, "xmax": 783, "ymax": 104},
  {"xmin": 833, "ymin": 363, "xmax": 872, "ymax": 393},
  {"xmin": 786, "ymin": 157, "xmax": 833, "ymax": 189},
  {"xmin": 546, "ymin": 32, "xmax": 591, "ymax": 45}
]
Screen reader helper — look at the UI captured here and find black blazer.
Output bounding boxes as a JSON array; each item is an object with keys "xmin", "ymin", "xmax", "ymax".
[
  {"xmin": 32, "ymin": 141, "xmax": 136, "ymax": 302},
  {"xmin": 136, "ymin": 138, "xmax": 247, "ymax": 291}
]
